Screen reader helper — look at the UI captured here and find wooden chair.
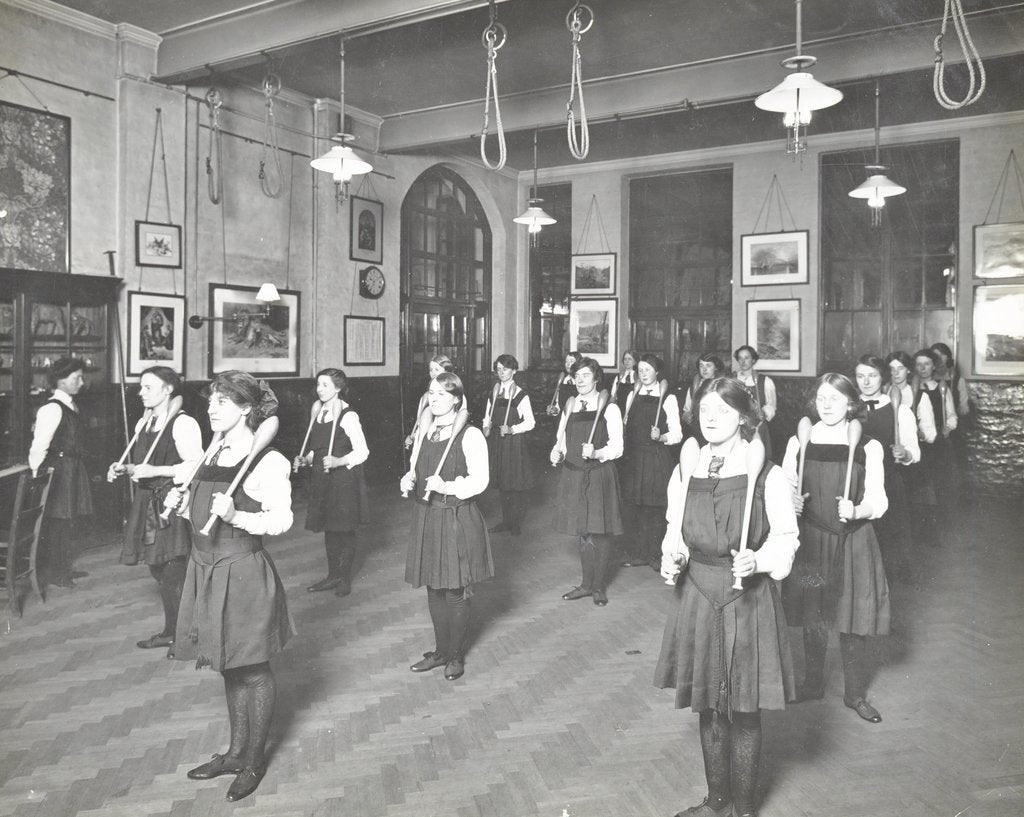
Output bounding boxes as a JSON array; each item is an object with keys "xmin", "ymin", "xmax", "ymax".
[{"xmin": 0, "ymin": 467, "xmax": 54, "ymax": 617}]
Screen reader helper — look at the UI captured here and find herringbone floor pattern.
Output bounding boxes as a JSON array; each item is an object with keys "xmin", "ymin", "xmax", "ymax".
[{"xmin": 1, "ymin": 476, "xmax": 1021, "ymax": 817}]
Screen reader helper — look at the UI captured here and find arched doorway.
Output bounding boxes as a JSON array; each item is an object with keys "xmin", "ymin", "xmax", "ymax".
[{"xmin": 400, "ymin": 166, "xmax": 492, "ymax": 426}]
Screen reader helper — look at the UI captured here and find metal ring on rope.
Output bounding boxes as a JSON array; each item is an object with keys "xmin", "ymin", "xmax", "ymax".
[
  {"xmin": 932, "ymin": 0, "xmax": 985, "ymax": 110},
  {"xmin": 479, "ymin": 21, "xmax": 508, "ymax": 170},
  {"xmin": 481, "ymin": 21, "xmax": 507, "ymax": 50},
  {"xmin": 565, "ymin": 3, "xmax": 594, "ymax": 34},
  {"xmin": 205, "ymin": 88, "xmax": 223, "ymax": 205},
  {"xmin": 565, "ymin": 3, "xmax": 592, "ymax": 160}
]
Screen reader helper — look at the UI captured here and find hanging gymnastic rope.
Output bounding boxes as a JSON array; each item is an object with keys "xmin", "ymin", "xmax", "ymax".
[
  {"xmin": 565, "ymin": 1, "xmax": 593, "ymax": 160},
  {"xmin": 933, "ymin": 0, "xmax": 985, "ymax": 110},
  {"xmin": 479, "ymin": 0, "xmax": 507, "ymax": 171},
  {"xmin": 205, "ymin": 88, "xmax": 224, "ymax": 204},
  {"xmin": 258, "ymin": 72, "xmax": 284, "ymax": 198}
]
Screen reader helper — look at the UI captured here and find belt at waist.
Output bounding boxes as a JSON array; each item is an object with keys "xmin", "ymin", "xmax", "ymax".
[
  {"xmin": 688, "ymin": 549, "xmax": 733, "ymax": 568},
  {"xmin": 803, "ymin": 513, "xmax": 867, "ymax": 537},
  {"xmin": 191, "ymin": 538, "xmax": 262, "ymax": 562},
  {"xmin": 563, "ymin": 459, "xmax": 604, "ymax": 472},
  {"xmin": 417, "ymin": 494, "xmax": 472, "ymax": 508}
]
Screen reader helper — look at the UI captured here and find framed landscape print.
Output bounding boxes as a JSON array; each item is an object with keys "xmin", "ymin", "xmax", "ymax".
[
  {"xmin": 0, "ymin": 100, "xmax": 70, "ymax": 273},
  {"xmin": 350, "ymin": 196, "xmax": 384, "ymax": 263},
  {"xmin": 974, "ymin": 223, "xmax": 1024, "ymax": 279},
  {"xmin": 127, "ymin": 291, "xmax": 185, "ymax": 377},
  {"xmin": 135, "ymin": 221, "xmax": 182, "ymax": 269},
  {"xmin": 746, "ymin": 299, "xmax": 800, "ymax": 371},
  {"xmin": 973, "ymin": 284, "xmax": 1024, "ymax": 377},
  {"xmin": 208, "ymin": 284, "xmax": 300, "ymax": 377},
  {"xmin": 343, "ymin": 316, "xmax": 386, "ymax": 366},
  {"xmin": 571, "ymin": 253, "xmax": 616, "ymax": 295},
  {"xmin": 740, "ymin": 231, "xmax": 808, "ymax": 287},
  {"xmin": 569, "ymin": 298, "xmax": 617, "ymax": 367}
]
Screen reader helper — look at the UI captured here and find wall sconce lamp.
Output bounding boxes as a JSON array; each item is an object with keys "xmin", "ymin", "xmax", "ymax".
[{"xmin": 188, "ymin": 283, "xmax": 281, "ymax": 329}]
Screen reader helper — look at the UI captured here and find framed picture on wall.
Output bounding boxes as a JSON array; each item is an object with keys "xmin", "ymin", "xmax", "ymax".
[
  {"xmin": 740, "ymin": 231, "xmax": 808, "ymax": 286},
  {"xmin": 746, "ymin": 299, "xmax": 800, "ymax": 371},
  {"xmin": 974, "ymin": 223, "xmax": 1024, "ymax": 279},
  {"xmin": 208, "ymin": 284, "xmax": 300, "ymax": 377},
  {"xmin": 135, "ymin": 221, "xmax": 182, "ymax": 269},
  {"xmin": 569, "ymin": 298, "xmax": 617, "ymax": 367},
  {"xmin": 343, "ymin": 316, "xmax": 386, "ymax": 366},
  {"xmin": 350, "ymin": 196, "xmax": 384, "ymax": 263},
  {"xmin": 127, "ymin": 291, "xmax": 186, "ymax": 377},
  {"xmin": 973, "ymin": 284, "xmax": 1024, "ymax": 376},
  {"xmin": 0, "ymin": 100, "xmax": 71, "ymax": 273},
  {"xmin": 571, "ymin": 253, "xmax": 616, "ymax": 295}
]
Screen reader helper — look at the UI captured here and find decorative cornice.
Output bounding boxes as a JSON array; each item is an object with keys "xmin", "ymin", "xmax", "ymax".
[
  {"xmin": 1, "ymin": 0, "xmax": 117, "ymax": 39},
  {"xmin": 312, "ymin": 98, "xmax": 383, "ymax": 130},
  {"xmin": 116, "ymin": 23, "xmax": 161, "ymax": 49}
]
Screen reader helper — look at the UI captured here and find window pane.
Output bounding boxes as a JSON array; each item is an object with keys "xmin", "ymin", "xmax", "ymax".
[
  {"xmin": 823, "ymin": 311, "xmax": 853, "ymax": 363},
  {"xmin": 892, "ymin": 261, "xmax": 921, "ymax": 308},
  {"xmin": 924, "ymin": 257, "xmax": 954, "ymax": 306},
  {"xmin": 924, "ymin": 309, "xmax": 955, "ymax": 349},
  {"xmin": 852, "ymin": 311, "xmax": 883, "ymax": 355},
  {"xmin": 529, "ymin": 182, "xmax": 572, "ymax": 368},
  {"xmin": 892, "ymin": 311, "xmax": 922, "ymax": 352}
]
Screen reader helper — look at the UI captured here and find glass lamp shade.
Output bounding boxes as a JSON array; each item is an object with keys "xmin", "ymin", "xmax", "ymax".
[
  {"xmin": 513, "ymin": 199, "xmax": 556, "ymax": 233},
  {"xmin": 848, "ymin": 172, "xmax": 906, "ymax": 203},
  {"xmin": 755, "ymin": 71, "xmax": 843, "ymax": 116},
  {"xmin": 255, "ymin": 283, "xmax": 281, "ymax": 303},
  {"xmin": 310, "ymin": 144, "xmax": 373, "ymax": 183}
]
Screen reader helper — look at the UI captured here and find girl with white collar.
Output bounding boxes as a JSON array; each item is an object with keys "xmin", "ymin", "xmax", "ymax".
[{"xmin": 482, "ymin": 354, "xmax": 535, "ymax": 536}]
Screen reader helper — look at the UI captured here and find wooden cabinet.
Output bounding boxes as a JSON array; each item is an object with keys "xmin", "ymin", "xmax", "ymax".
[{"xmin": 0, "ymin": 269, "xmax": 123, "ymax": 475}]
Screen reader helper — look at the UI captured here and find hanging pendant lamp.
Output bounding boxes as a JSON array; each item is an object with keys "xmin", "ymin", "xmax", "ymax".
[
  {"xmin": 310, "ymin": 36, "xmax": 372, "ymax": 200},
  {"xmin": 848, "ymin": 81, "xmax": 905, "ymax": 227},
  {"xmin": 514, "ymin": 130, "xmax": 556, "ymax": 244},
  {"xmin": 755, "ymin": 0, "xmax": 842, "ymax": 155}
]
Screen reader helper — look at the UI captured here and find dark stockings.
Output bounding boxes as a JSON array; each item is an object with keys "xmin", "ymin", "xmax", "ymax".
[
  {"xmin": 697, "ymin": 709, "xmax": 762, "ymax": 815},
  {"xmin": 839, "ymin": 632, "xmax": 876, "ymax": 701},
  {"xmin": 41, "ymin": 517, "xmax": 73, "ymax": 578},
  {"xmin": 578, "ymin": 534, "xmax": 611, "ymax": 591},
  {"xmin": 324, "ymin": 530, "xmax": 356, "ymax": 588},
  {"xmin": 635, "ymin": 508, "xmax": 667, "ymax": 564},
  {"xmin": 801, "ymin": 627, "xmax": 829, "ymax": 698},
  {"xmin": 148, "ymin": 556, "xmax": 187, "ymax": 637},
  {"xmin": 426, "ymin": 587, "xmax": 470, "ymax": 660},
  {"xmin": 222, "ymin": 662, "xmax": 276, "ymax": 770}
]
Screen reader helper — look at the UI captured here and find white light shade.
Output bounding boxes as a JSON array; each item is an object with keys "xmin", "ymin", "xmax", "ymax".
[
  {"xmin": 755, "ymin": 72, "xmax": 843, "ymax": 115},
  {"xmin": 513, "ymin": 199, "xmax": 556, "ymax": 232},
  {"xmin": 255, "ymin": 283, "xmax": 281, "ymax": 303},
  {"xmin": 848, "ymin": 173, "xmax": 906, "ymax": 202},
  {"xmin": 310, "ymin": 144, "xmax": 373, "ymax": 183}
]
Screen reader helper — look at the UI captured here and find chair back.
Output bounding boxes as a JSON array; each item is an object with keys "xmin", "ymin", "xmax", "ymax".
[{"xmin": 2, "ymin": 468, "xmax": 54, "ymax": 613}]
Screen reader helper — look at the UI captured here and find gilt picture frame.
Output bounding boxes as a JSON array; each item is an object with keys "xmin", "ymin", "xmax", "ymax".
[
  {"xmin": 740, "ymin": 231, "xmax": 808, "ymax": 287},
  {"xmin": 127, "ymin": 291, "xmax": 186, "ymax": 377},
  {"xmin": 568, "ymin": 298, "xmax": 617, "ymax": 367},
  {"xmin": 746, "ymin": 298, "xmax": 800, "ymax": 372},
  {"xmin": 208, "ymin": 284, "xmax": 300, "ymax": 377}
]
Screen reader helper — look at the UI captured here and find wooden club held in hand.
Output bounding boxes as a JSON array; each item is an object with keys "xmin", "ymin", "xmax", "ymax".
[
  {"xmin": 423, "ymin": 407, "xmax": 470, "ymax": 501},
  {"xmin": 666, "ymin": 437, "xmax": 701, "ymax": 585},
  {"xmin": 732, "ymin": 436, "xmax": 766, "ymax": 591},
  {"xmin": 199, "ymin": 416, "xmax": 280, "ymax": 535}
]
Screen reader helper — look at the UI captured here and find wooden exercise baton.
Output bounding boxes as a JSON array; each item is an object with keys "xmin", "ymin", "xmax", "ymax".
[
  {"xmin": 889, "ymin": 385, "xmax": 901, "ymax": 447},
  {"xmin": 325, "ymin": 400, "xmax": 339, "ymax": 473},
  {"xmin": 199, "ymin": 416, "xmax": 280, "ymax": 535},
  {"xmin": 402, "ymin": 403, "xmax": 434, "ymax": 497},
  {"xmin": 843, "ymin": 419, "xmax": 863, "ymax": 502},
  {"xmin": 551, "ymin": 396, "xmax": 576, "ymax": 467},
  {"xmin": 666, "ymin": 437, "xmax": 701, "ymax": 585},
  {"xmin": 733, "ymin": 435, "xmax": 766, "ymax": 590},
  {"xmin": 586, "ymin": 389, "xmax": 610, "ymax": 446},
  {"xmin": 485, "ymin": 381, "xmax": 500, "ymax": 437},
  {"xmin": 796, "ymin": 416, "xmax": 812, "ymax": 495},
  {"xmin": 622, "ymin": 378, "xmax": 641, "ymax": 424},
  {"xmin": 652, "ymin": 378, "xmax": 669, "ymax": 436},
  {"xmin": 548, "ymin": 375, "xmax": 561, "ymax": 413},
  {"xmin": 502, "ymin": 383, "xmax": 515, "ymax": 428},
  {"xmin": 115, "ymin": 408, "xmax": 153, "ymax": 467},
  {"xmin": 139, "ymin": 396, "xmax": 184, "ymax": 466},
  {"xmin": 160, "ymin": 431, "xmax": 223, "ymax": 520},
  {"xmin": 294, "ymin": 399, "xmax": 322, "ymax": 472},
  {"xmin": 423, "ymin": 408, "xmax": 470, "ymax": 501}
]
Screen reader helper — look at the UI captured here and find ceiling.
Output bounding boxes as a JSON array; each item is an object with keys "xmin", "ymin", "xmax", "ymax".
[{"xmin": 50, "ymin": 0, "xmax": 1024, "ymax": 169}]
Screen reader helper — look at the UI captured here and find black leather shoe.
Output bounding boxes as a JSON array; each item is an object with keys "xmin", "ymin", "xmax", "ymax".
[
  {"xmin": 488, "ymin": 523, "xmax": 509, "ymax": 533},
  {"xmin": 137, "ymin": 634, "xmax": 174, "ymax": 649},
  {"xmin": 334, "ymin": 578, "xmax": 352, "ymax": 597},
  {"xmin": 562, "ymin": 586, "xmax": 592, "ymax": 600},
  {"xmin": 444, "ymin": 657, "xmax": 464, "ymax": 680},
  {"xmin": 844, "ymin": 696, "xmax": 882, "ymax": 722},
  {"xmin": 307, "ymin": 576, "xmax": 342, "ymax": 592},
  {"xmin": 226, "ymin": 767, "xmax": 265, "ymax": 801},
  {"xmin": 187, "ymin": 753, "xmax": 244, "ymax": 780},
  {"xmin": 673, "ymin": 797, "xmax": 732, "ymax": 816},
  {"xmin": 410, "ymin": 651, "xmax": 448, "ymax": 672},
  {"xmin": 592, "ymin": 589, "xmax": 608, "ymax": 606}
]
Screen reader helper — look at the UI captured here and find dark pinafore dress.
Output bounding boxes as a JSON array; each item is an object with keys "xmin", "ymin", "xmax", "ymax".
[
  {"xmin": 120, "ymin": 412, "xmax": 192, "ymax": 566},
  {"xmin": 405, "ymin": 429, "xmax": 494, "ymax": 590},
  {"xmin": 42, "ymin": 400, "xmax": 93, "ymax": 519},
  {"xmin": 781, "ymin": 440, "xmax": 890, "ymax": 636},
  {"xmin": 552, "ymin": 376, "xmax": 576, "ymax": 413},
  {"xmin": 861, "ymin": 402, "xmax": 910, "ymax": 574},
  {"xmin": 620, "ymin": 394, "xmax": 672, "ymax": 508},
  {"xmin": 613, "ymin": 376, "xmax": 634, "ymax": 414},
  {"xmin": 739, "ymin": 374, "xmax": 773, "ymax": 463},
  {"xmin": 488, "ymin": 389, "xmax": 534, "ymax": 491},
  {"xmin": 304, "ymin": 406, "xmax": 368, "ymax": 533},
  {"xmin": 173, "ymin": 449, "xmax": 294, "ymax": 671},
  {"xmin": 557, "ymin": 407, "xmax": 624, "ymax": 535},
  {"xmin": 654, "ymin": 466, "xmax": 794, "ymax": 714},
  {"xmin": 913, "ymin": 386, "xmax": 948, "ymax": 507}
]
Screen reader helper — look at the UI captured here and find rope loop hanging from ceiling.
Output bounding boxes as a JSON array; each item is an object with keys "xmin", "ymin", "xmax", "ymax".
[
  {"xmin": 479, "ymin": 0, "xmax": 507, "ymax": 170},
  {"xmin": 565, "ymin": 1, "xmax": 592, "ymax": 160},
  {"xmin": 259, "ymin": 71, "xmax": 284, "ymax": 198},
  {"xmin": 205, "ymin": 88, "xmax": 224, "ymax": 204},
  {"xmin": 933, "ymin": 0, "xmax": 986, "ymax": 109}
]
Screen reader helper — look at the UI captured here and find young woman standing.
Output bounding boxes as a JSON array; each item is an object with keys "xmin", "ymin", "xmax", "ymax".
[
  {"xmin": 610, "ymin": 349, "xmax": 638, "ymax": 413},
  {"xmin": 782, "ymin": 374, "xmax": 889, "ymax": 723},
  {"xmin": 482, "ymin": 354, "xmax": 535, "ymax": 536},
  {"xmin": 108, "ymin": 366, "xmax": 202, "ymax": 650},
  {"xmin": 405, "ymin": 354, "xmax": 454, "ymax": 449},
  {"xmin": 165, "ymin": 371, "xmax": 294, "ymax": 802},
  {"xmin": 732, "ymin": 345, "xmax": 776, "ymax": 462},
  {"xmin": 295, "ymin": 368, "xmax": 369, "ymax": 597},
  {"xmin": 913, "ymin": 348, "xmax": 957, "ymax": 536},
  {"xmin": 655, "ymin": 378, "xmax": 798, "ymax": 817},
  {"xmin": 403, "ymin": 372, "xmax": 493, "ymax": 681},
  {"xmin": 546, "ymin": 351, "xmax": 582, "ymax": 416},
  {"xmin": 550, "ymin": 357, "xmax": 623, "ymax": 606}
]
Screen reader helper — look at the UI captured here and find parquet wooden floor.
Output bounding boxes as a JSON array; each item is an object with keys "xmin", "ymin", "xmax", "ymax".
[{"xmin": 1, "ymin": 474, "xmax": 1021, "ymax": 817}]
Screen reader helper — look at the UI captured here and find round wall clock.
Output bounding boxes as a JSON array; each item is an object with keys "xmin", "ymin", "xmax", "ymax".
[{"xmin": 359, "ymin": 265, "xmax": 385, "ymax": 299}]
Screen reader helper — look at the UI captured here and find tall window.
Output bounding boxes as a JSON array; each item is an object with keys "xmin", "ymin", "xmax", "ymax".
[
  {"xmin": 821, "ymin": 140, "xmax": 958, "ymax": 370},
  {"xmin": 629, "ymin": 169, "xmax": 733, "ymax": 383},
  {"xmin": 401, "ymin": 166, "xmax": 491, "ymax": 391},
  {"xmin": 529, "ymin": 183, "xmax": 572, "ymax": 369}
]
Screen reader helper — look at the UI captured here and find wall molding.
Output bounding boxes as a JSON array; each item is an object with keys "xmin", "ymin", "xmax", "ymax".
[
  {"xmin": 116, "ymin": 22, "xmax": 161, "ymax": 49},
  {"xmin": 1, "ymin": 0, "xmax": 118, "ymax": 39}
]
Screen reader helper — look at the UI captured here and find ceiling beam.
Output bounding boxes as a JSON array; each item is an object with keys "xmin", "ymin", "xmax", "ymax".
[
  {"xmin": 155, "ymin": 0, "xmax": 513, "ymax": 83},
  {"xmin": 377, "ymin": 9, "xmax": 1024, "ymax": 152}
]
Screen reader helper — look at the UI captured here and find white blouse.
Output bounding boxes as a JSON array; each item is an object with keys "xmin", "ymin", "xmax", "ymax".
[
  {"xmin": 781, "ymin": 421, "xmax": 888, "ymax": 520},
  {"xmin": 859, "ymin": 394, "xmax": 921, "ymax": 465},
  {"xmin": 482, "ymin": 384, "xmax": 536, "ymax": 435},
  {"xmin": 312, "ymin": 401, "xmax": 369, "ymax": 468},
  {"xmin": 422, "ymin": 422, "xmax": 489, "ymax": 500},
  {"xmin": 623, "ymin": 386, "xmax": 683, "ymax": 445},
  {"xmin": 662, "ymin": 439, "xmax": 800, "ymax": 580},
  {"xmin": 552, "ymin": 399, "xmax": 624, "ymax": 461}
]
